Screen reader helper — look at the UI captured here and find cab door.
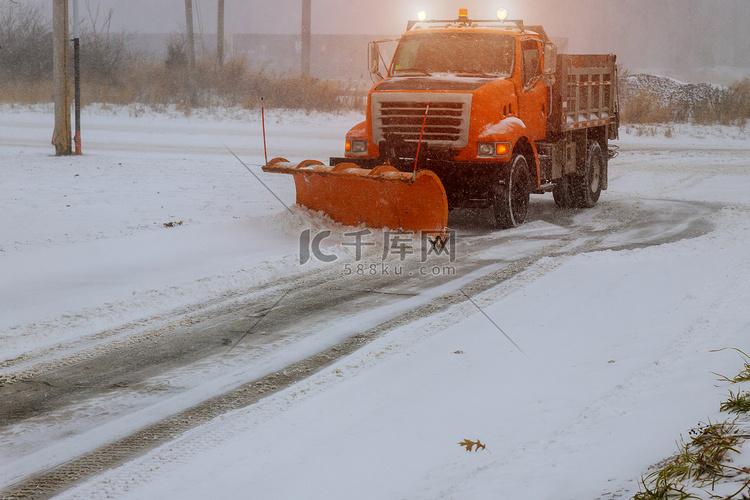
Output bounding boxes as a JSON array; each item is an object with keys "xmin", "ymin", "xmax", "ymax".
[{"xmin": 517, "ymin": 38, "xmax": 547, "ymax": 141}]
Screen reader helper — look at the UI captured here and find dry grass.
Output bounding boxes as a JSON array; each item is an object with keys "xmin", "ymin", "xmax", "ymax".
[
  {"xmin": 634, "ymin": 421, "xmax": 748, "ymax": 499},
  {"xmin": 715, "ymin": 348, "xmax": 750, "ymax": 384},
  {"xmin": 718, "ymin": 79, "xmax": 750, "ymax": 127},
  {"xmin": 720, "ymin": 390, "xmax": 750, "ymax": 414},
  {"xmin": 621, "ymin": 78, "xmax": 750, "ymax": 126},
  {"xmin": 0, "ymin": 81, "xmax": 55, "ymax": 105},
  {"xmin": 0, "ymin": 4, "xmax": 365, "ymax": 112},
  {"xmin": 0, "ymin": 56, "xmax": 367, "ymax": 113},
  {"xmin": 620, "ymin": 91, "xmax": 672, "ymax": 124},
  {"xmin": 634, "ymin": 354, "xmax": 750, "ymax": 500}
]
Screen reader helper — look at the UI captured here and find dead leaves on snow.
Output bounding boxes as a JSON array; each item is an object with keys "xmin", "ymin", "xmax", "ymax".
[{"xmin": 458, "ymin": 439, "xmax": 487, "ymax": 452}]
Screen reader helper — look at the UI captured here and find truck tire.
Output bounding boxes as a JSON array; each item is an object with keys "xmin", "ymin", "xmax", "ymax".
[
  {"xmin": 570, "ymin": 141, "xmax": 603, "ymax": 208},
  {"xmin": 492, "ymin": 154, "xmax": 530, "ymax": 229},
  {"xmin": 552, "ymin": 175, "xmax": 575, "ymax": 208}
]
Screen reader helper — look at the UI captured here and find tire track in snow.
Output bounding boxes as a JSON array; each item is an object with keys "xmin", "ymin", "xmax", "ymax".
[
  {"xmin": 1, "ymin": 254, "xmax": 556, "ymax": 499},
  {"xmin": 0, "ymin": 197, "xmax": 721, "ymax": 498}
]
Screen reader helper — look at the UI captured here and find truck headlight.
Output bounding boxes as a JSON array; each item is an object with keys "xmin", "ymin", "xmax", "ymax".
[
  {"xmin": 346, "ymin": 139, "xmax": 368, "ymax": 154},
  {"xmin": 478, "ymin": 143, "xmax": 494, "ymax": 156},
  {"xmin": 478, "ymin": 142, "xmax": 511, "ymax": 158}
]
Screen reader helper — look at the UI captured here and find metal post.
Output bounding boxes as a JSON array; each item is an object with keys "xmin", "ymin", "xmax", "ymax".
[
  {"xmin": 301, "ymin": 0, "xmax": 311, "ymax": 75},
  {"xmin": 72, "ymin": 0, "xmax": 82, "ymax": 155},
  {"xmin": 185, "ymin": 0, "xmax": 197, "ymax": 105},
  {"xmin": 53, "ymin": 0, "xmax": 71, "ymax": 156},
  {"xmin": 217, "ymin": 0, "xmax": 224, "ymax": 65}
]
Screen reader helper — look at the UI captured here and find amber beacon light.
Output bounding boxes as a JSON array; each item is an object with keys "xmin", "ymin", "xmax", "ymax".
[{"xmin": 458, "ymin": 8, "xmax": 468, "ymax": 19}]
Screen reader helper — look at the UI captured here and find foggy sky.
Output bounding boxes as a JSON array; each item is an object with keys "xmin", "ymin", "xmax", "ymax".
[
  {"xmin": 18, "ymin": 0, "xmax": 750, "ymax": 84},
  {"xmin": 80, "ymin": 1, "xmax": 535, "ymax": 36},
  {"xmin": 61, "ymin": 0, "xmax": 750, "ymax": 56}
]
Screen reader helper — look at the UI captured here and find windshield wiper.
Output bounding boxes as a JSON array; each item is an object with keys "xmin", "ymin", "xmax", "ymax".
[
  {"xmin": 394, "ymin": 68, "xmax": 432, "ymax": 76},
  {"xmin": 455, "ymin": 71, "xmax": 496, "ymax": 78}
]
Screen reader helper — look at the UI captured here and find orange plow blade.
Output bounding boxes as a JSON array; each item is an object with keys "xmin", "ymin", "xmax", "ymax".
[{"xmin": 262, "ymin": 158, "xmax": 449, "ymax": 233}]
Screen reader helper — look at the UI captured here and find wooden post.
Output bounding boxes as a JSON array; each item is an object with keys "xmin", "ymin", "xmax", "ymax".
[
  {"xmin": 53, "ymin": 0, "xmax": 71, "ymax": 156},
  {"xmin": 301, "ymin": 0, "xmax": 311, "ymax": 75},
  {"xmin": 217, "ymin": 0, "xmax": 224, "ymax": 65},
  {"xmin": 185, "ymin": 0, "xmax": 197, "ymax": 105}
]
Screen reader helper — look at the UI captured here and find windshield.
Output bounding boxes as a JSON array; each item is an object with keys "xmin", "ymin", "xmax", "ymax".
[{"xmin": 391, "ymin": 32, "xmax": 515, "ymax": 77}]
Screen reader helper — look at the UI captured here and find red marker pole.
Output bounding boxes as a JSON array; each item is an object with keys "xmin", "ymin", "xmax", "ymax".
[
  {"xmin": 413, "ymin": 103, "xmax": 430, "ymax": 180},
  {"xmin": 261, "ymin": 98, "xmax": 268, "ymax": 165}
]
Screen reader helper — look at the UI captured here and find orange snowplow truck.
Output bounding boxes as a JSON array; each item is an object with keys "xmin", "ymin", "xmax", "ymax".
[{"xmin": 263, "ymin": 9, "xmax": 619, "ymax": 233}]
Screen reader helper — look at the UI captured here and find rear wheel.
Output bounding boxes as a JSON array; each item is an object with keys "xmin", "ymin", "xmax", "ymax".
[
  {"xmin": 569, "ymin": 141, "xmax": 603, "ymax": 208},
  {"xmin": 492, "ymin": 154, "xmax": 530, "ymax": 229},
  {"xmin": 552, "ymin": 175, "xmax": 574, "ymax": 208}
]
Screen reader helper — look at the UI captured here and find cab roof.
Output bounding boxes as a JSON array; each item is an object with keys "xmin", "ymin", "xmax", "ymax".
[{"xmin": 404, "ymin": 19, "xmax": 549, "ymax": 44}]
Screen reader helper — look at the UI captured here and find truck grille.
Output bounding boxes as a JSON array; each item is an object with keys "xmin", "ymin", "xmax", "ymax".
[{"xmin": 371, "ymin": 93, "xmax": 472, "ymax": 149}]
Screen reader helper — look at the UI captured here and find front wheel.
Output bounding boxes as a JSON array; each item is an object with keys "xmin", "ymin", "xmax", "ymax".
[{"xmin": 492, "ymin": 154, "xmax": 530, "ymax": 229}]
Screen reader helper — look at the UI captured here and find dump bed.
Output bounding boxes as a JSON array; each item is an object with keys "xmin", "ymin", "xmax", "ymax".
[{"xmin": 548, "ymin": 54, "xmax": 619, "ymax": 139}]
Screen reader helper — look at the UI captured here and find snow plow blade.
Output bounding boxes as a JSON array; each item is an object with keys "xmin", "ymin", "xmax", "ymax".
[{"xmin": 262, "ymin": 158, "xmax": 449, "ymax": 234}]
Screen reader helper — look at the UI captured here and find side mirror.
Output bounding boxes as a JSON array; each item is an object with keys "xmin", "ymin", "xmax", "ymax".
[
  {"xmin": 368, "ymin": 42, "xmax": 384, "ymax": 81},
  {"xmin": 543, "ymin": 42, "xmax": 557, "ymax": 75}
]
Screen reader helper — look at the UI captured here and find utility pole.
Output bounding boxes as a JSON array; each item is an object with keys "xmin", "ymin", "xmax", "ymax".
[
  {"xmin": 184, "ymin": 0, "xmax": 197, "ymax": 105},
  {"xmin": 217, "ymin": 0, "xmax": 224, "ymax": 65},
  {"xmin": 53, "ymin": 0, "xmax": 71, "ymax": 156},
  {"xmin": 301, "ymin": 0, "xmax": 311, "ymax": 75}
]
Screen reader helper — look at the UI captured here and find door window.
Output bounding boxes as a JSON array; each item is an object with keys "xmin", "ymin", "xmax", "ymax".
[{"xmin": 521, "ymin": 39, "xmax": 541, "ymax": 89}]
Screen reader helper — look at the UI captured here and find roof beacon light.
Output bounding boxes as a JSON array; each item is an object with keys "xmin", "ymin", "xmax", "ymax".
[
  {"xmin": 417, "ymin": 10, "xmax": 427, "ymax": 22},
  {"xmin": 496, "ymin": 8, "xmax": 509, "ymax": 21},
  {"xmin": 458, "ymin": 8, "xmax": 468, "ymax": 19}
]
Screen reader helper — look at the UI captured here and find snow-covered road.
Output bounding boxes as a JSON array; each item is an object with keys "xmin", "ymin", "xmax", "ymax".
[{"xmin": 1, "ymin": 109, "xmax": 749, "ymax": 499}]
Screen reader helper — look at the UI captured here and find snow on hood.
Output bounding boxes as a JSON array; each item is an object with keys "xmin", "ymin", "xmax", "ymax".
[
  {"xmin": 479, "ymin": 117, "xmax": 526, "ymax": 137},
  {"xmin": 375, "ymin": 74, "xmax": 497, "ymax": 92}
]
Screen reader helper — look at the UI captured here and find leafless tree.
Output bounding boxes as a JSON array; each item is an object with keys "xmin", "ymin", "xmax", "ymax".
[{"xmin": 0, "ymin": 2, "xmax": 52, "ymax": 83}]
